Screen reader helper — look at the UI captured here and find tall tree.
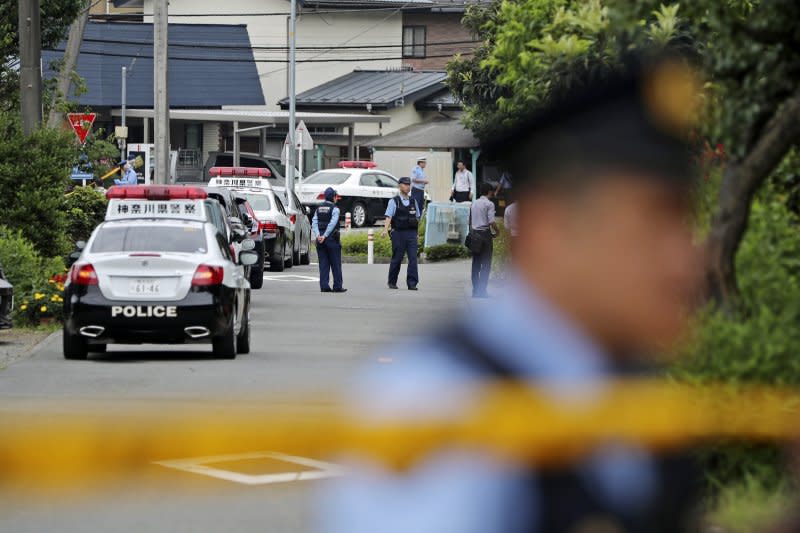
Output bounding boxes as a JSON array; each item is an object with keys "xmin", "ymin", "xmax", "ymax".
[{"xmin": 448, "ymin": 0, "xmax": 800, "ymax": 307}]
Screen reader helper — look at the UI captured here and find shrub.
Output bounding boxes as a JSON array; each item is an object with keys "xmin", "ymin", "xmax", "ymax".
[
  {"xmin": 340, "ymin": 232, "xmax": 394, "ymax": 257},
  {"xmin": 424, "ymin": 243, "xmax": 470, "ymax": 262},
  {"xmin": 0, "ymin": 112, "xmax": 74, "ymax": 257},
  {"xmin": 0, "ymin": 226, "xmax": 63, "ymax": 296},
  {"xmin": 16, "ymin": 272, "xmax": 65, "ymax": 325},
  {"xmin": 64, "ymin": 186, "xmax": 108, "ymax": 244},
  {"xmin": 673, "ymin": 194, "xmax": 800, "ymax": 488}
]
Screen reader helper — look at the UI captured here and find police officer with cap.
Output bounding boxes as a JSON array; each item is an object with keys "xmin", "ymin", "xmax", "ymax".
[
  {"xmin": 382, "ymin": 176, "xmax": 421, "ymax": 290},
  {"xmin": 320, "ymin": 54, "xmax": 704, "ymax": 532},
  {"xmin": 114, "ymin": 160, "xmax": 138, "ymax": 186},
  {"xmin": 312, "ymin": 187, "xmax": 346, "ymax": 293}
]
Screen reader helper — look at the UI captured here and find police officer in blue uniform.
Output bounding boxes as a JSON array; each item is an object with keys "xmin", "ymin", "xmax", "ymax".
[
  {"xmin": 319, "ymin": 55, "xmax": 704, "ymax": 533},
  {"xmin": 381, "ymin": 176, "xmax": 421, "ymax": 290},
  {"xmin": 312, "ymin": 187, "xmax": 346, "ymax": 293},
  {"xmin": 114, "ymin": 160, "xmax": 138, "ymax": 186}
]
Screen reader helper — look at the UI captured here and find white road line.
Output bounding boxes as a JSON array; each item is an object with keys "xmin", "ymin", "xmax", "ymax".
[
  {"xmin": 154, "ymin": 451, "xmax": 345, "ymax": 486},
  {"xmin": 263, "ymin": 274, "xmax": 319, "ymax": 282}
]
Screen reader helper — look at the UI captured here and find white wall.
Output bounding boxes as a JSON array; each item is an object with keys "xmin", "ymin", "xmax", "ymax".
[
  {"xmin": 373, "ymin": 149, "xmax": 453, "ymax": 202},
  {"xmin": 144, "ymin": 0, "xmax": 402, "ymax": 107}
]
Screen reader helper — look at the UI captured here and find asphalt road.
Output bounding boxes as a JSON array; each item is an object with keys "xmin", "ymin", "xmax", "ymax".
[{"xmin": 0, "ymin": 260, "xmax": 471, "ymax": 533}]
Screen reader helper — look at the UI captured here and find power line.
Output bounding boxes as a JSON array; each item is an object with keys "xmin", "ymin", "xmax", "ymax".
[
  {"xmin": 44, "ymin": 47, "xmax": 473, "ymax": 63},
  {"xmin": 79, "ymin": 36, "xmax": 481, "ymax": 51}
]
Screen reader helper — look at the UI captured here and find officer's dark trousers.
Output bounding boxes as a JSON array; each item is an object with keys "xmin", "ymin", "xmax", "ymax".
[
  {"xmin": 453, "ymin": 191, "xmax": 470, "ymax": 202},
  {"xmin": 411, "ymin": 187, "xmax": 425, "ymax": 213},
  {"xmin": 316, "ymin": 238, "xmax": 343, "ymax": 291},
  {"xmin": 389, "ymin": 229, "xmax": 418, "ymax": 288},
  {"xmin": 471, "ymin": 231, "xmax": 493, "ymax": 296}
]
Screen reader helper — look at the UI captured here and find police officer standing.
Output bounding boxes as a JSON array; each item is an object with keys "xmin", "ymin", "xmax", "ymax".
[
  {"xmin": 320, "ymin": 55, "xmax": 704, "ymax": 533},
  {"xmin": 114, "ymin": 160, "xmax": 138, "ymax": 186},
  {"xmin": 312, "ymin": 187, "xmax": 346, "ymax": 293},
  {"xmin": 382, "ymin": 177, "xmax": 421, "ymax": 290},
  {"xmin": 410, "ymin": 156, "xmax": 428, "ymax": 214}
]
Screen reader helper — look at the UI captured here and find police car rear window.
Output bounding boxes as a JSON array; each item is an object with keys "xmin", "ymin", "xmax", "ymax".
[
  {"xmin": 91, "ymin": 226, "xmax": 207, "ymax": 254},
  {"xmin": 304, "ymin": 172, "xmax": 351, "ymax": 185},
  {"xmin": 241, "ymin": 193, "xmax": 271, "ymax": 211}
]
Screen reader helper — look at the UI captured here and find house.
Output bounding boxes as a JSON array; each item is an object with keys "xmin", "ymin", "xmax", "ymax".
[
  {"xmin": 90, "ymin": 0, "xmax": 144, "ymax": 20},
  {"xmin": 401, "ymin": 0, "xmax": 485, "ymax": 70}
]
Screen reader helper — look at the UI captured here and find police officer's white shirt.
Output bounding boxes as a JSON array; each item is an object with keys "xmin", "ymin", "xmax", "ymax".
[
  {"xmin": 453, "ymin": 170, "xmax": 472, "ymax": 192},
  {"xmin": 317, "ymin": 274, "xmax": 659, "ymax": 533}
]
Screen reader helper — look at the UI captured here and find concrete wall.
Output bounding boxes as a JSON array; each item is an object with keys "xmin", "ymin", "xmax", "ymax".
[
  {"xmin": 144, "ymin": 0, "xmax": 402, "ymax": 107},
  {"xmin": 373, "ymin": 149, "xmax": 453, "ymax": 202},
  {"xmin": 402, "ymin": 12, "xmax": 474, "ymax": 71}
]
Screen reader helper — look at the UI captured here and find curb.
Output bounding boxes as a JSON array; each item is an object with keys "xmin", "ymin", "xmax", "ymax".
[{"xmin": 22, "ymin": 329, "xmax": 60, "ymax": 360}]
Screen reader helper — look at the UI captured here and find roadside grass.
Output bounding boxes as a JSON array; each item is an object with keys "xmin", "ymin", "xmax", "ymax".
[{"xmin": 707, "ymin": 478, "xmax": 794, "ymax": 532}]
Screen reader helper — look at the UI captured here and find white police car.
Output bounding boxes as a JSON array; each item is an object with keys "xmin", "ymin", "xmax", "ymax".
[
  {"xmin": 298, "ymin": 161, "xmax": 409, "ymax": 228},
  {"xmin": 62, "ymin": 186, "xmax": 258, "ymax": 360}
]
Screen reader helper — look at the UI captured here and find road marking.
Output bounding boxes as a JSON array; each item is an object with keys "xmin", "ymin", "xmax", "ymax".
[
  {"xmin": 154, "ymin": 451, "xmax": 345, "ymax": 486},
  {"xmin": 263, "ymin": 274, "xmax": 319, "ymax": 282}
]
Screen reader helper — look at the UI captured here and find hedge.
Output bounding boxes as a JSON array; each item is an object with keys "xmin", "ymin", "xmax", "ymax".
[
  {"xmin": 0, "ymin": 225, "xmax": 64, "ymax": 299},
  {"xmin": 424, "ymin": 243, "xmax": 470, "ymax": 262}
]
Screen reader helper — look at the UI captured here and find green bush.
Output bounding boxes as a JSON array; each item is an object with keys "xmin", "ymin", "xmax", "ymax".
[
  {"xmin": 340, "ymin": 232, "xmax": 394, "ymax": 257},
  {"xmin": 64, "ymin": 186, "xmax": 108, "ymax": 244},
  {"xmin": 674, "ymin": 194, "xmax": 800, "ymax": 488},
  {"xmin": 0, "ymin": 112, "xmax": 74, "ymax": 257},
  {"xmin": 0, "ymin": 225, "xmax": 64, "ymax": 299},
  {"xmin": 424, "ymin": 243, "xmax": 470, "ymax": 262}
]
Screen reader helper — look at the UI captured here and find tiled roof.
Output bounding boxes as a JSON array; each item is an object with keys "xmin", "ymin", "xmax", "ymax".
[
  {"xmin": 279, "ymin": 69, "xmax": 447, "ymax": 109},
  {"xmin": 43, "ymin": 22, "xmax": 264, "ymax": 107}
]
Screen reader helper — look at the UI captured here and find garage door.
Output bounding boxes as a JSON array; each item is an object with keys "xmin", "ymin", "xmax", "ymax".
[{"xmin": 373, "ymin": 150, "xmax": 453, "ymax": 203}]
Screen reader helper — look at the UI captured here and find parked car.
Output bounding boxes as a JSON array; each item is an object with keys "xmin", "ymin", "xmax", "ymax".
[
  {"xmin": 231, "ymin": 193, "xmax": 265, "ymax": 289},
  {"xmin": 0, "ymin": 264, "xmax": 12, "ymax": 330},
  {"xmin": 272, "ymin": 185, "xmax": 312, "ymax": 265},
  {"xmin": 200, "ymin": 152, "xmax": 303, "ymax": 183},
  {"xmin": 298, "ymin": 161, "xmax": 427, "ymax": 228}
]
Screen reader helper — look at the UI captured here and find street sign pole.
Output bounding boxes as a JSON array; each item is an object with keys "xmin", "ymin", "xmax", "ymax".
[
  {"xmin": 18, "ymin": 0, "xmax": 42, "ymax": 136},
  {"xmin": 120, "ymin": 66, "xmax": 127, "ymax": 161},
  {"xmin": 286, "ymin": 0, "xmax": 297, "ymax": 208}
]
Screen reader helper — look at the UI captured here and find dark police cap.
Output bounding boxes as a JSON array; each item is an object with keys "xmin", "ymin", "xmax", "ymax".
[
  {"xmin": 398, "ymin": 177, "xmax": 412, "ymax": 185},
  {"xmin": 486, "ymin": 57, "xmax": 701, "ymax": 187}
]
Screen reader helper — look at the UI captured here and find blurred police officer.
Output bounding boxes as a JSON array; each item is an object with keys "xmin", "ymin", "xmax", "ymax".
[
  {"xmin": 470, "ymin": 182, "xmax": 498, "ymax": 298},
  {"xmin": 382, "ymin": 177, "xmax": 421, "ymax": 290},
  {"xmin": 320, "ymin": 54, "xmax": 704, "ymax": 533},
  {"xmin": 312, "ymin": 187, "xmax": 346, "ymax": 293}
]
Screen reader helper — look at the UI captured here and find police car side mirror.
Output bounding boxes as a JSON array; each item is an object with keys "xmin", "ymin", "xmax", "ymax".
[
  {"xmin": 75, "ymin": 240, "xmax": 86, "ymax": 250},
  {"xmin": 304, "ymin": 206, "xmax": 311, "ymax": 215},
  {"xmin": 239, "ymin": 250, "xmax": 258, "ymax": 267},
  {"xmin": 241, "ymin": 239, "xmax": 256, "ymax": 252},
  {"xmin": 67, "ymin": 250, "xmax": 82, "ymax": 267}
]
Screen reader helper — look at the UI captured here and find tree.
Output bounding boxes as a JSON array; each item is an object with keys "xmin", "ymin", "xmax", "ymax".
[
  {"xmin": 0, "ymin": 0, "xmax": 85, "ymax": 110},
  {"xmin": 448, "ymin": 0, "xmax": 800, "ymax": 307}
]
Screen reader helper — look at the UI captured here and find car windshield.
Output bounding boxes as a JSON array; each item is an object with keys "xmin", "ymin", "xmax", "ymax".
[
  {"xmin": 304, "ymin": 172, "xmax": 351, "ymax": 185},
  {"xmin": 91, "ymin": 226, "xmax": 207, "ymax": 254},
  {"xmin": 241, "ymin": 193, "xmax": 271, "ymax": 211}
]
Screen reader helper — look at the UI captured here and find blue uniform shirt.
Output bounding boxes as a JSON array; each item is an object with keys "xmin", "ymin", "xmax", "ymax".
[
  {"xmin": 312, "ymin": 205, "xmax": 340, "ymax": 239},
  {"xmin": 318, "ymin": 274, "xmax": 660, "ymax": 533},
  {"xmin": 384, "ymin": 195, "xmax": 421, "ymax": 219},
  {"xmin": 114, "ymin": 167, "xmax": 138, "ymax": 186},
  {"xmin": 411, "ymin": 165, "xmax": 427, "ymax": 190}
]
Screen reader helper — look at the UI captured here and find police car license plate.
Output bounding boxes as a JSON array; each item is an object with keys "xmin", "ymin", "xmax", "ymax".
[{"xmin": 129, "ymin": 279, "xmax": 161, "ymax": 295}]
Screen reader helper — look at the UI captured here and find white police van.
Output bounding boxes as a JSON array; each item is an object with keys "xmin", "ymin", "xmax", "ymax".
[{"xmin": 62, "ymin": 186, "xmax": 258, "ymax": 360}]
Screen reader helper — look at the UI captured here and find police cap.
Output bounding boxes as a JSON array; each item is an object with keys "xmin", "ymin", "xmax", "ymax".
[
  {"xmin": 398, "ymin": 177, "xmax": 412, "ymax": 185},
  {"xmin": 487, "ymin": 55, "xmax": 701, "ymax": 188}
]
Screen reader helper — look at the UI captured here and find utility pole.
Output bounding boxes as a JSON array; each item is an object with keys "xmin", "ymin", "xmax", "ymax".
[
  {"xmin": 46, "ymin": 3, "xmax": 88, "ymax": 129},
  {"xmin": 18, "ymin": 0, "xmax": 42, "ymax": 136},
  {"xmin": 120, "ymin": 66, "xmax": 127, "ymax": 160},
  {"xmin": 153, "ymin": 0, "xmax": 169, "ymax": 184},
  {"xmin": 286, "ymin": 0, "xmax": 297, "ymax": 209}
]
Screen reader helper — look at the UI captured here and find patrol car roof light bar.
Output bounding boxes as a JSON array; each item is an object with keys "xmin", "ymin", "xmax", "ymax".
[
  {"xmin": 337, "ymin": 161, "xmax": 377, "ymax": 169},
  {"xmin": 106, "ymin": 186, "xmax": 208, "ymax": 200},
  {"xmin": 209, "ymin": 167, "xmax": 272, "ymax": 178}
]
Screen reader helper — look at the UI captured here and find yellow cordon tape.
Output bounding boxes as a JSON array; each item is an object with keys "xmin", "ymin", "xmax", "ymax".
[{"xmin": 2, "ymin": 381, "xmax": 800, "ymax": 490}]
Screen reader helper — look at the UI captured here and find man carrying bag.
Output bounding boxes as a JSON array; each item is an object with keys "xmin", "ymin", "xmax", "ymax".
[{"xmin": 467, "ymin": 182, "xmax": 498, "ymax": 298}]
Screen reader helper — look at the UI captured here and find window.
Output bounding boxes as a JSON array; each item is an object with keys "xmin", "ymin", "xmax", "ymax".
[
  {"xmin": 240, "ymin": 193, "xmax": 271, "ymax": 212},
  {"xmin": 360, "ymin": 174, "xmax": 379, "ymax": 187},
  {"xmin": 274, "ymin": 194, "xmax": 287, "ymax": 215},
  {"xmin": 375, "ymin": 173, "xmax": 398, "ymax": 188},
  {"xmin": 92, "ymin": 225, "xmax": 207, "ymax": 254},
  {"xmin": 241, "ymin": 157, "xmax": 269, "ymax": 169},
  {"xmin": 216, "ymin": 233, "xmax": 232, "ymax": 261},
  {"xmin": 403, "ymin": 26, "xmax": 426, "ymax": 58},
  {"xmin": 304, "ymin": 171, "xmax": 352, "ymax": 185}
]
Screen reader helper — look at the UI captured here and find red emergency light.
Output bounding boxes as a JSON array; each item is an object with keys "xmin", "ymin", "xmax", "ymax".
[
  {"xmin": 209, "ymin": 167, "xmax": 272, "ymax": 178},
  {"xmin": 106, "ymin": 186, "xmax": 208, "ymax": 200},
  {"xmin": 337, "ymin": 161, "xmax": 377, "ymax": 169}
]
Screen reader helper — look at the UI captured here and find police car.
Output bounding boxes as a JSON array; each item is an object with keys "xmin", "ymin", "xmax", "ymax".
[
  {"xmin": 208, "ymin": 168, "xmax": 296, "ymax": 271},
  {"xmin": 62, "ymin": 186, "xmax": 258, "ymax": 360},
  {"xmin": 298, "ymin": 161, "xmax": 410, "ymax": 228}
]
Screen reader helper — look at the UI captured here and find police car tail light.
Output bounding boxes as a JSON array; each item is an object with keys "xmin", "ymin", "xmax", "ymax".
[
  {"xmin": 316, "ymin": 193, "xmax": 326, "ymax": 200},
  {"xmin": 289, "ymin": 214, "xmax": 297, "ymax": 225},
  {"xmin": 70, "ymin": 264, "xmax": 98, "ymax": 286},
  {"xmin": 259, "ymin": 220, "xmax": 278, "ymax": 236},
  {"xmin": 191, "ymin": 265, "xmax": 224, "ymax": 286}
]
